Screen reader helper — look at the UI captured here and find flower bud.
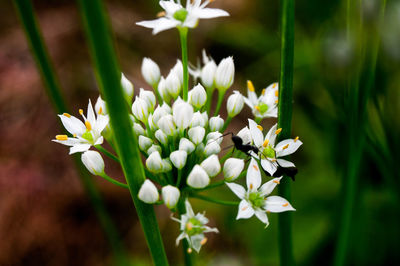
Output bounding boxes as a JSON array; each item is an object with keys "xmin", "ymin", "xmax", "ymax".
[
  {"xmin": 215, "ymin": 57, "xmax": 234, "ymax": 91},
  {"xmin": 179, "ymin": 138, "xmax": 195, "ymax": 154},
  {"xmin": 155, "ymin": 129, "xmax": 168, "ymax": 145},
  {"xmin": 201, "ymin": 112, "xmax": 208, "ymax": 127},
  {"xmin": 209, "ymin": 115, "xmax": 224, "ymax": 132},
  {"xmin": 195, "ymin": 143, "xmax": 205, "ymax": 156},
  {"xmin": 237, "ymin": 126, "xmax": 252, "ymax": 145},
  {"xmin": 133, "ymin": 122, "xmax": 146, "ymax": 136},
  {"xmin": 95, "ymin": 96, "xmax": 107, "ymax": 115},
  {"xmin": 170, "ymin": 150, "xmax": 188, "ymax": 169},
  {"xmin": 162, "ymin": 185, "xmax": 180, "ymax": 209},
  {"xmin": 188, "ymin": 126, "xmax": 205, "ymax": 145},
  {"xmin": 141, "ymin": 57, "xmax": 161, "ymax": 87},
  {"xmin": 81, "ymin": 150, "xmax": 105, "ymax": 175},
  {"xmin": 160, "ymin": 102, "xmax": 172, "ymax": 114},
  {"xmin": 201, "ymin": 60, "xmax": 217, "ymax": 89},
  {"xmin": 173, "ymin": 101, "xmax": 193, "ymax": 130},
  {"xmin": 166, "ymin": 72, "xmax": 181, "ymax": 99},
  {"xmin": 146, "ymin": 151, "xmax": 164, "ymax": 173},
  {"xmin": 187, "ymin": 165, "xmax": 210, "ymax": 188},
  {"xmin": 152, "ymin": 106, "xmax": 167, "ymax": 125},
  {"xmin": 204, "ymin": 141, "xmax": 221, "ymax": 157},
  {"xmin": 158, "ymin": 77, "xmax": 172, "ymax": 102},
  {"xmin": 132, "ymin": 96, "xmax": 149, "ymax": 122},
  {"xmin": 138, "ymin": 179, "xmax": 159, "ymax": 204},
  {"xmin": 227, "ymin": 91, "xmax": 244, "ymax": 117},
  {"xmin": 189, "ymin": 84, "xmax": 207, "ymax": 109},
  {"xmin": 172, "ymin": 60, "xmax": 183, "ymax": 84},
  {"xmin": 121, "ymin": 73, "xmax": 134, "ymax": 102},
  {"xmin": 139, "ymin": 88, "xmax": 156, "ymax": 111},
  {"xmin": 162, "ymin": 159, "xmax": 172, "ymax": 172},
  {"xmin": 223, "ymin": 158, "xmax": 245, "ymax": 181},
  {"xmin": 190, "ymin": 111, "xmax": 207, "ymax": 128},
  {"xmin": 157, "ymin": 114, "xmax": 176, "ymax": 136},
  {"xmin": 147, "ymin": 144, "xmax": 162, "ymax": 155},
  {"xmin": 139, "ymin": 135, "xmax": 153, "ymax": 151},
  {"xmin": 147, "ymin": 114, "xmax": 157, "ymax": 132},
  {"xmin": 200, "ymin": 154, "xmax": 221, "ymax": 177},
  {"xmin": 206, "ymin": 132, "xmax": 223, "ymax": 145}
]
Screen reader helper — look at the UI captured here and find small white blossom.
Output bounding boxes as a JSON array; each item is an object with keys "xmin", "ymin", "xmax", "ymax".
[
  {"xmin": 81, "ymin": 150, "xmax": 105, "ymax": 175},
  {"xmin": 173, "ymin": 101, "xmax": 194, "ymax": 130},
  {"xmin": 172, "ymin": 60, "xmax": 184, "ymax": 85},
  {"xmin": 146, "ymin": 151, "xmax": 164, "ymax": 173},
  {"xmin": 139, "ymin": 135, "xmax": 153, "ymax": 151},
  {"xmin": 170, "ymin": 150, "xmax": 188, "ymax": 169},
  {"xmin": 190, "ymin": 111, "xmax": 207, "ymax": 128},
  {"xmin": 223, "ymin": 158, "xmax": 245, "ymax": 181},
  {"xmin": 201, "ymin": 59, "xmax": 217, "ymax": 89},
  {"xmin": 121, "ymin": 73, "xmax": 134, "ymax": 102},
  {"xmin": 147, "ymin": 114, "xmax": 157, "ymax": 131},
  {"xmin": 158, "ymin": 77, "xmax": 172, "ymax": 102},
  {"xmin": 203, "ymin": 141, "xmax": 221, "ymax": 157},
  {"xmin": 95, "ymin": 96, "xmax": 107, "ymax": 115},
  {"xmin": 227, "ymin": 91, "xmax": 244, "ymax": 117},
  {"xmin": 244, "ymin": 81, "xmax": 278, "ymax": 119},
  {"xmin": 141, "ymin": 57, "xmax": 161, "ymax": 87},
  {"xmin": 189, "ymin": 84, "xmax": 207, "ymax": 109},
  {"xmin": 200, "ymin": 154, "xmax": 221, "ymax": 177},
  {"xmin": 132, "ymin": 96, "xmax": 150, "ymax": 123},
  {"xmin": 187, "ymin": 165, "xmax": 210, "ymax": 188},
  {"xmin": 188, "ymin": 126, "xmax": 205, "ymax": 145},
  {"xmin": 139, "ymin": 88, "xmax": 156, "ymax": 111},
  {"xmin": 155, "ymin": 129, "xmax": 168, "ymax": 145},
  {"xmin": 162, "ymin": 185, "xmax": 180, "ymax": 209},
  {"xmin": 179, "ymin": 138, "xmax": 196, "ymax": 154},
  {"xmin": 138, "ymin": 179, "xmax": 159, "ymax": 204},
  {"xmin": 209, "ymin": 115, "xmax": 224, "ymax": 132},
  {"xmin": 133, "ymin": 122, "xmax": 146, "ymax": 136},
  {"xmin": 215, "ymin": 56, "xmax": 234, "ymax": 91},
  {"xmin": 158, "ymin": 114, "xmax": 176, "ymax": 136},
  {"xmin": 166, "ymin": 71, "xmax": 182, "ymax": 99}
]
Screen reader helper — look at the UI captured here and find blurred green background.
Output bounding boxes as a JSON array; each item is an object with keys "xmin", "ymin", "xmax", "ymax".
[{"xmin": 1, "ymin": 0, "xmax": 399, "ymax": 265}]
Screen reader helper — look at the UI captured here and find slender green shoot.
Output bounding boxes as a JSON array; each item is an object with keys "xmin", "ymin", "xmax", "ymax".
[
  {"xmin": 95, "ymin": 145, "xmax": 120, "ymax": 163},
  {"xmin": 214, "ymin": 90, "xmax": 225, "ymax": 116},
  {"xmin": 178, "ymin": 27, "xmax": 189, "ymax": 101},
  {"xmin": 190, "ymin": 193, "xmax": 239, "ymax": 206},
  {"xmin": 99, "ymin": 173, "xmax": 129, "ymax": 189}
]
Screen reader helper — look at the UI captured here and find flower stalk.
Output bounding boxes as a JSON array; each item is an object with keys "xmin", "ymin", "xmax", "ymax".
[{"xmin": 179, "ymin": 27, "xmax": 189, "ymax": 101}]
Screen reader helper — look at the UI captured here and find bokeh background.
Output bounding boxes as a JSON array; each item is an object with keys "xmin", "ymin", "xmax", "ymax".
[{"xmin": 1, "ymin": 0, "xmax": 399, "ymax": 265}]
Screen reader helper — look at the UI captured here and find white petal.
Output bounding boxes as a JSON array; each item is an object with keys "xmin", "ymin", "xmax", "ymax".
[
  {"xmin": 59, "ymin": 115, "xmax": 86, "ymax": 136},
  {"xmin": 248, "ymin": 119, "xmax": 263, "ymax": 147},
  {"xmin": 52, "ymin": 137, "xmax": 82, "ymax": 147},
  {"xmin": 247, "ymin": 89, "xmax": 258, "ymax": 105},
  {"xmin": 159, "ymin": 0, "xmax": 182, "ymax": 15},
  {"xmin": 265, "ymin": 196, "xmax": 295, "ymax": 213},
  {"xmin": 185, "ymin": 200, "xmax": 195, "ymax": 217},
  {"xmin": 69, "ymin": 144, "xmax": 91, "ymax": 154},
  {"xmin": 243, "ymin": 97, "xmax": 254, "ymax": 108},
  {"xmin": 236, "ymin": 200, "xmax": 255, "ymax": 219},
  {"xmin": 191, "ymin": 8, "xmax": 229, "ymax": 19},
  {"xmin": 176, "ymin": 232, "xmax": 187, "ymax": 246},
  {"xmin": 94, "ymin": 136, "xmax": 104, "ymax": 145},
  {"xmin": 94, "ymin": 115, "xmax": 109, "ymax": 134},
  {"xmin": 276, "ymin": 139, "xmax": 303, "ymax": 157},
  {"xmin": 246, "ymin": 158, "xmax": 261, "ymax": 191},
  {"xmin": 260, "ymin": 177, "xmax": 282, "ymax": 196},
  {"xmin": 276, "ymin": 158, "xmax": 295, "ymax": 168},
  {"xmin": 136, "ymin": 18, "xmax": 180, "ymax": 34},
  {"xmin": 255, "ymin": 210, "xmax": 270, "ymax": 226},
  {"xmin": 260, "ymin": 159, "xmax": 277, "ymax": 176},
  {"xmin": 265, "ymin": 123, "xmax": 277, "ymax": 146},
  {"xmin": 190, "ymin": 234, "xmax": 204, "ymax": 253},
  {"xmin": 87, "ymin": 99, "xmax": 96, "ymax": 125},
  {"xmin": 225, "ymin": 182, "xmax": 245, "ymax": 199}
]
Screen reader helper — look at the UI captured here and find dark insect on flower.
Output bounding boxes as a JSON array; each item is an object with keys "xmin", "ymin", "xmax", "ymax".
[
  {"xmin": 221, "ymin": 132, "xmax": 259, "ymax": 156},
  {"xmin": 271, "ymin": 165, "xmax": 298, "ymax": 181}
]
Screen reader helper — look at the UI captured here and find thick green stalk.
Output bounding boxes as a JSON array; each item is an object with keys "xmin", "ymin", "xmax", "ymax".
[
  {"xmin": 276, "ymin": 0, "xmax": 295, "ymax": 265},
  {"xmin": 77, "ymin": 0, "xmax": 168, "ymax": 265},
  {"xmin": 178, "ymin": 27, "xmax": 189, "ymax": 101},
  {"xmin": 13, "ymin": 1, "xmax": 128, "ymax": 265}
]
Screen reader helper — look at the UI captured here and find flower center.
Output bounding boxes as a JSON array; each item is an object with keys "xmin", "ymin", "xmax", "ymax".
[
  {"xmin": 185, "ymin": 217, "xmax": 204, "ymax": 236},
  {"xmin": 257, "ymin": 102, "xmax": 269, "ymax": 114},
  {"xmin": 173, "ymin": 8, "xmax": 188, "ymax": 22},
  {"xmin": 262, "ymin": 145, "xmax": 275, "ymax": 159},
  {"xmin": 248, "ymin": 192, "xmax": 265, "ymax": 208},
  {"xmin": 82, "ymin": 131, "xmax": 94, "ymax": 142}
]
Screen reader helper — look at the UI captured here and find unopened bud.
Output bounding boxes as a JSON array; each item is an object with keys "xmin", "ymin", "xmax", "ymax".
[
  {"xmin": 138, "ymin": 179, "xmax": 159, "ymax": 204},
  {"xmin": 215, "ymin": 57, "xmax": 234, "ymax": 91},
  {"xmin": 121, "ymin": 73, "xmax": 134, "ymax": 103},
  {"xmin": 187, "ymin": 165, "xmax": 210, "ymax": 188},
  {"xmin": 201, "ymin": 60, "xmax": 217, "ymax": 89},
  {"xmin": 141, "ymin": 57, "xmax": 161, "ymax": 87},
  {"xmin": 170, "ymin": 150, "xmax": 188, "ymax": 169},
  {"xmin": 139, "ymin": 135, "xmax": 153, "ymax": 151},
  {"xmin": 157, "ymin": 114, "xmax": 176, "ymax": 136},
  {"xmin": 162, "ymin": 185, "xmax": 180, "ymax": 209},
  {"xmin": 139, "ymin": 88, "xmax": 156, "ymax": 111},
  {"xmin": 227, "ymin": 91, "xmax": 244, "ymax": 117},
  {"xmin": 146, "ymin": 151, "xmax": 164, "ymax": 173},
  {"xmin": 81, "ymin": 150, "xmax": 105, "ymax": 175},
  {"xmin": 179, "ymin": 138, "xmax": 195, "ymax": 154},
  {"xmin": 200, "ymin": 154, "xmax": 221, "ymax": 177},
  {"xmin": 155, "ymin": 129, "xmax": 168, "ymax": 145},
  {"xmin": 132, "ymin": 96, "xmax": 149, "ymax": 122},
  {"xmin": 204, "ymin": 141, "xmax": 221, "ymax": 157},
  {"xmin": 189, "ymin": 84, "xmax": 207, "ymax": 109},
  {"xmin": 173, "ymin": 101, "xmax": 194, "ymax": 130},
  {"xmin": 223, "ymin": 158, "xmax": 245, "ymax": 181},
  {"xmin": 209, "ymin": 115, "xmax": 224, "ymax": 132},
  {"xmin": 188, "ymin": 126, "xmax": 205, "ymax": 145}
]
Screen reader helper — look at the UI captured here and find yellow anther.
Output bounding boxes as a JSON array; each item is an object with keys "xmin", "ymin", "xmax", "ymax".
[
  {"xmin": 257, "ymin": 125, "xmax": 263, "ymax": 131},
  {"xmin": 271, "ymin": 158, "xmax": 277, "ymax": 162},
  {"xmin": 186, "ymin": 222, "xmax": 193, "ymax": 231},
  {"xmin": 157, "ymin": 11, "xmax": 166, "ymax": 17},
  {"xmin": 255, "ymin": 105, "xmax": 261, "ymax": 112},
  {"xmin": 56, "ymin": 135, "xmax": 68, "ymax": 141},
  {"xmin": 263, "ymin": 139, "xmax": 269, "ymax": 147},
  {"xmin": 73, "ymin": 134, "xmax": 77, "ymax": 137},
  {"xmin": 275, "ymin": 90, "xmax": 279, "ymax": 97},
  {"xmin": 275, "ymin": 128, "xmax": 282, "ymax": 135},
  {"xmin": 267, "ymin": 211, "xmax": 271, "ymax": 213},
  {"xmin": 85, "ymin": 120, "xmax": 92, "ymax": 130},
  {"xmin": 63, "ymin": 113, "xmax": 71, "ymax": 118},
  {"xmin": 98, "ymin": 107, "xmax": 103, "ymax": 115},
  {"xmin": 282, "ymin": 144, "xmax": 289, "ymax": 150},
  {"xmin": 249, "ymin": 183, "xmax": 254, "ymax": 190},
  {"xmin": 242, "ymin": 205, "xmax": 248, "ymax": 211},
  {"xmin": 282, "ymin": 203, "xmax": 289, "ymax": 207},
  {"xmin": 272, "ymin": 83, "xmax": 277, "ymax": 88},
  {"xmin": 79, "ymin": 109, "xmax": 84, "ymax": 115},
  {"xmin": 187, "ymin": 248, "xmax": 192, "ymax": 254},
  {"xmin": 294, "ymin": 136, "xmax": 299, "ymax": 142},
  {"xmin": 275, "ymin": 100, "xmax": 279, "ymax": 104},
  {"xmin": 200, "ymin": 238, "xmax": 208, "ymax": 246},
  {"xmin": 253, "ymin": 164, "xmax": 259, "ymax": 171},
  {"xmin": 273, "ymin": 180, "xmax": 280, "ymax": 184},
  {"xmin": 261, "ymin": 89, "xmax": 266, "ymax": 95},
  {"xmin": 247, "ymin": 80, "xmax": 255, "ymax": 92}
]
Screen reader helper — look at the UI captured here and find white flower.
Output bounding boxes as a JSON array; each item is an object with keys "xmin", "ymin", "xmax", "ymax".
[
  {"xmin": 161, "ymin": 102, "xmax": 172, "ymax": 114},
  {"xmin": 187, "ymin": 165, "xmax": 210, "ymax": 188},
  {"xmin": 215, "ymin": 56, "xmax": 234, "ymax": 91},
  {"xmin": 190, "ymin": 111, "xmax": 207, "ymax": 128},
  {"xmin": 179, "ymin": 138, "xmax": 196, "ymax": 154},
  {"xmin": 226, "ymin": 158, "xmax": 295, "ymax": 226},
  {"xmin": 147, "ymin": 144, "xmax": 162, "ymax": 155},
  {"xmin": 173, "ymin": 101, "xmax": 194, "ymax": 130},
  {"xmin": 121, "ymin": 73, "xmax": 134, "ymax": 102},
  {"xmin": 248, "ymin": 119, "xmax": 302, "ymax": 176},
  {"xmin": 146, "ymin": 151, "xmax": 164, "ymax": 173},
  {"xmin": 53, "ymin": 100, "xmax": 109, "ymax": 154},
  {"xmin": 141, "ymin": 57, "xmax": 161, "ymax": 87},
  {"xmin": 189, "ymin": 84, "xmax": 207, "ymax": 109},
  {"xmin": 223, "ymin": 158, "xmax": 244, "ymax": 181},
  {"xmin": 153, "ymin": 106, "xmax": 168, "ymax": 125},
  {"xmin": 139, "ymin": 135, "xmax": 153, "ymax": 151},
  {"xmin": 244, "ymin": 81, "xmax": 279, "ymax": 119},
  {"xmin": 170, "ymin": 150, "xmax": 188, "ymax": 169},
  {"xmin": 188, "ymin": 126, "xmax": 206, "ymax": 145},
  {"xmin": 138, "ymin": 179, "xmax": 159, "ymax": 204},
  {"xmin": 132, "ymin": 96, "xmax": 150, "ymax": 122},
  {"xmin": 172, "ymin": 200, "xmax": 218, "ymax": 253},
  {"xmin": 172, "ymin": 60, "xmax": 184, "ymax": 85},
  {"xmin": 155, "ymin": 129, "xmax": 168, "ymax": 145},
  {"xmin": 95, "ymin": 96, "xmax": 107, "ymax": 115},
  {"xmin": 200, "ymin": 155, "xmax": 220, "ymax": 177},
  {"xmin": 166, "ymin": 71, "xmax": 182, "ymax": 99},
  {"xmin": 81, "ymin": 150, "xmax": 105, "ymax": 175},
  {"xmin": 203, "ymin": 141, "xmax": 221, "ymax": 157},
  {"xmin": 209, "ymin": 115, "xmax": 224, "ymax": 132},
  {"xmin": 237, "ymin": 126, "xmax": 252, "ymax": 146},
  {"xmin": 136, "ymin": 0, "xmax": 229, "ymax": 35},
  {"xmin": 206, "ymin": 132, "xmax": 223, "ymax": 145},
  {"xmin": 158, "ymin": 114, "xmax": 176, "ymax": 136},
  {"xmin": 162, "ymin": 185, "xmax": 180, "ymax": 209},
  {"xmin": 139, "ymin": 88, "xmax": 156, "ymax": 111},
  {"xmin": 133, "ymin": 122, "xmax": 146, "ymax": 136},
  {"xmin": 201, "ymin": 59, "xmax": 217, "ymax": 89},
  {"xmin": 158, "ymin": 77, "xmax": 172, "ymax": 102},
  {"xmin": 227, "ymin": 91, "xmax": 244, "ymax": 117}
]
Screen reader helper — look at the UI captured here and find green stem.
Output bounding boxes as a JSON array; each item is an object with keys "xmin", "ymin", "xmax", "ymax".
[
  {"xmin": 221, "ymin": 116, "xmax": 233, "ymax": 133},
  {"xmin": 177, "ymin": 198, "xmax": 193, "ymax": 266},
  {"xmin": 77, "ymin": 0, "xmax": 168, "ymax": 265},
  {"xmin": 178, "ymin": 27, "xmax": 189, "ymax": 101},
  {"xmin": 190, "ymin": 193, "xmax": 239, "ymax": 206},
  {"xmin": 193, "ymin": 180, "xmax": 225, "ymax": 192},
  {"xmin": 13, "ymin": 1, "xmax": 128, "ymax": 265},
  {"xmin": 95, "ymin": 145, "xmax": 120, "ymax": 163},
  {"xmin": 176, "ymin": 169, "xmax": 183, "ymax": 187},
  {"xmin": 277, "ymin": 0, "xmax": 295, "ymax": 265},
  {"xmin": 214, "ymin": 90, "xmax": 225, "ymax": 116},
  {"xmin": 99, "ymin": 173, "xmax": 129, "ymax": 189},
  {"xmin": 205, "ymin": 87, "xmax": 214, "ymax": 113},
  {"xmin": 153, "ymin": 83, "xmax": 163, "ymax": 105}
]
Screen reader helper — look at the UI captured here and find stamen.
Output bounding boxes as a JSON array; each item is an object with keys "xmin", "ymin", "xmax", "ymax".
[
  {"xmin": 252, "ymin": 164, "xmax": 259, "ymax": 171},
  {"xmin": 187, "ymin": 248, "xmax": 192, "ymax": 254},
  {"xmin": 257, "ymin": 125, "xmax": 263, "ymax": 131},
  {"xmin": 294, "ymin": 136, "xmax": 299, "ymax": 142},
  {"xmin": 79, "ymin": 109, "xmax": 84, "ymax": 115},
  {"xmin": 200, "ymin": 238, "xmax": 208, "ymax": 245},
  {"xmin": 85, "ymin": 120, "xmax": 92, "ymax": 131},
  {"xmin": 282, "ymin": 203, "xmax": 289, "ymax": 207},
  {"xmin": 56, "ymin": 135, "xmax": 68, "ymax": 141},
  {"xmin": 98, "ymin": 107, "xmax": 103, "ymax": 115},
  {"xmin": 63, "ymin": 113, "xmax": 71, "ymax": 118},
  {"xmin": 282, "ymin": 144, "xmax": 289, "ymax": 150},
  {"xmin": 261, "ymin": 89, "xmax": 266, "ymax": 95},
  {"xmin": 275, "ymin": 128, "xmax": 282, "ymax": 135},
  {"xmin": 73, "ymin": 134, "xmax": 77, "ymax": 137},
  {"xmin": 263, "ymin": 139, "xmax": 269, "ymax": 147},
  {"xmin": 275, "ymin": 100, "xmax": 279, "ymax": 104},
  {"xmin": 272, "ymin": 83, "xmax": 277, "ymax": 88},
  {"xmin": 255, "ymin": 105, "xmax": 261, "ymax": 112},
  {"xmin": 247, "ymin": 80, "xmax": 255, "ymax": 92},
  {"xmin": 157, "ymin": 11, "xmax": 166, "ymax": 17},
  {"xmin": 271, "ymin": 158, "xmax": 277, "ymax": 162},
  {"xmin": 275, "ymin": 90, "xmax": 279, "ymax": 97},
  {"xmin": 273, "ymin": 180, "xmax": 280, "ymax": 184}
]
